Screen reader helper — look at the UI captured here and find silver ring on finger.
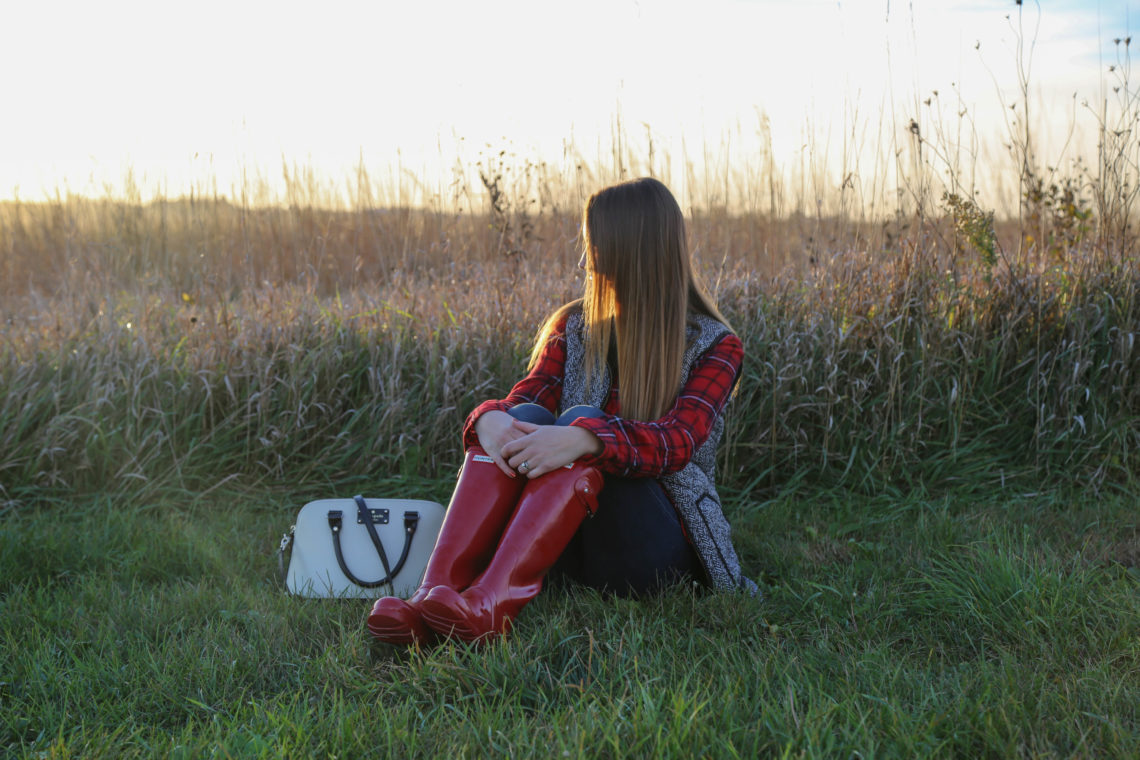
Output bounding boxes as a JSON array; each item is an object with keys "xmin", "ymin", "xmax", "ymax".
[{"xmin": 518, "ymin": 461, "xmax": 531, "ymax": 473}]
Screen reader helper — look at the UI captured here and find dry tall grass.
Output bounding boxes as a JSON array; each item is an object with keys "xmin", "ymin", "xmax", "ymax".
[{"xmin": 1, "ymin": 184, "xmax": 1137, "ymax": 513}]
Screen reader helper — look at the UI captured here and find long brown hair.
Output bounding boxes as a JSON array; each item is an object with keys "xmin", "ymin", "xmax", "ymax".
[{"xmin": 531, "ymin": 177, "xmax": 729, "ymax": 421}]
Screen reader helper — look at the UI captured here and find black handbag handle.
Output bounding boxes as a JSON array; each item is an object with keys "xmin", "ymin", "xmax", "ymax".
[{"xmin": 327, "ymin": 495, "xmax": 420, "ymax": 593}]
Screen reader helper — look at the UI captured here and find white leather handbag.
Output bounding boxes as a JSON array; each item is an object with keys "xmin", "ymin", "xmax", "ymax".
[{"xmin": 279, "ymin": 495, "xmax": 445, "ymax": 598}]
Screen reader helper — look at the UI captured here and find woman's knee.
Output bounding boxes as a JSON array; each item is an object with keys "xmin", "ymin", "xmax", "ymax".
[
  {"xmin": 508, "ymin": 403, "xmax": 556, "ymax": 426},
  {"xmin": 509, "ymin": 403, "xmax": 604, "ymax": 427},
  {"xmin": 556, "ymin": 405, "xmax": 605, "ymax": 426}
]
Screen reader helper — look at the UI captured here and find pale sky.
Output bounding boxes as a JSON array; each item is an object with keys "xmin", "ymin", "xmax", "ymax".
[{"xmin": 0, "ymin": 0, "xmax": 1135, "ymax": 208}]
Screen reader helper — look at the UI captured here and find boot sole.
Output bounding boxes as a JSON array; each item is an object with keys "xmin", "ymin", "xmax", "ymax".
[
  {"xmin": 366, "ymin": 612, "xmax": 433, "ymax": 646},
  {"xmin": 419, "ymin": 598, "xmax": 495, "ymax": 642}
]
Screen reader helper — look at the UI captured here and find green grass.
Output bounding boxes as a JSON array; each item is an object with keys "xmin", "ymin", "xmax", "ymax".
[{"xmin": 2, "ymin": 486, "xmax": 1138, "ymax": 758}]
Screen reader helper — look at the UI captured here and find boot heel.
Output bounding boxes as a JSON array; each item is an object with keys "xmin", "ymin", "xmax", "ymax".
[
  {"xmin": 419, "ymin": 586, "xmax": 495, "ymax": 641},
  {"xmin": 367, "ymin": 595, "xmax": 435, "ymax": 645}
]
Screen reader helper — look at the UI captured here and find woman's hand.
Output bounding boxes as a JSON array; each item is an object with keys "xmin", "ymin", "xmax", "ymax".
[
  {"xmin": 474, "ymin": 410, "xmax": 529, "ymax": 478},
  {"xmin": 501, "ymin": 421, "xmax": 603, "ymax": 479}
]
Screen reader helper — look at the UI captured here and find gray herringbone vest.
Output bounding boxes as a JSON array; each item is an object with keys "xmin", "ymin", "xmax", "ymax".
[{"xmin": 561, "ymin": 312, "xmax": 758, "ymax": 595}]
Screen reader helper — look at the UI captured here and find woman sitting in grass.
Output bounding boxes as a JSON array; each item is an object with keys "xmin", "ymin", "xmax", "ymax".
[{"xmin": 368, "ymin": 177, "xmax": 757, "ymax": 645}]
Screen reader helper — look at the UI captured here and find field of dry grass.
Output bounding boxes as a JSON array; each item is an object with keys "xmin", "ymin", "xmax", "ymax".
[{"xmin": 1, "ymin": 161, "xmax": 1137, "ymax": 511}]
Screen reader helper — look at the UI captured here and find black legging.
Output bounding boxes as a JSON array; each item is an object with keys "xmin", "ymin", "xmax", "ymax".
[{"xmin": 507, "ymin": 403, "xmax": 701, "ymax": 597}]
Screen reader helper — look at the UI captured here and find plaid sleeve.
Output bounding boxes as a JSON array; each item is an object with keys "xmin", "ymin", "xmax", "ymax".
[
  {"xmin": 569, "ymin": 333, "xmax": 743, "ymax": 478},
  {"xmin": 461, "ymin": 318, "xmax": 568, "ymax": 448}
]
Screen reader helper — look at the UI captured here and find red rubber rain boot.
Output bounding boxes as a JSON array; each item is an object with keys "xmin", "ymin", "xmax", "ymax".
[
  {"xmin": 367, "ymin": 447, "xmax": 525, "ymax": 645},
  {"xmin": 419, "ymin": 462, "xmax": 603, "ymax": 642}
]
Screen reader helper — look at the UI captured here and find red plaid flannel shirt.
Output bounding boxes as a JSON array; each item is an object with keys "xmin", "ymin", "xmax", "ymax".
[{"xmin": 462, "ymin": 316, "xmax": 743, "ymax": 478}]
